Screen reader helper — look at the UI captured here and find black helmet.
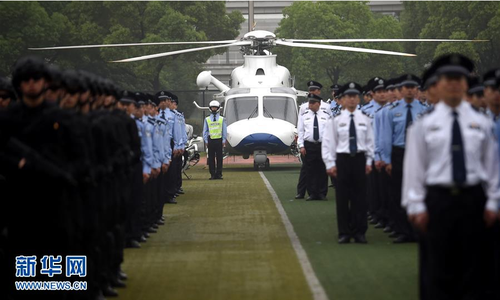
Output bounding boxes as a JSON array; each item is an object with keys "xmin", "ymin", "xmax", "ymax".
[
  {"xmin": 0, "ymin": 77, "xmax": 17, "ymax": 101},
  {"xmin": 78, "ymin": 70, "xmax": 97, "ymax": 96},
  {"xmin": 46, "ymin": 64, "xmax": 62, "ymax": 91},
  {"xmin": 62, "ymin": 70, "xmax": 87, "ymax": 94},
  {"xmin": 11, "ymin": 56, "xmax": 49, "ymax": 94}
]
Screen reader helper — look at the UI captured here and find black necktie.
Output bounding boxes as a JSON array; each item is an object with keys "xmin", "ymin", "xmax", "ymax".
[
  {"xmin": 349, "ymin": 114, "xmax": 357, "ymax": 155},
  {"xmin": 213, "ymin": 115, "xmax": 216, "ymax": 122},
  {"xmin": 161, "ymin": 111, "xmax": 165, "ymax": 120},
  {"xmin": 313, "ymin": 112, "xmax": 319, "ymax": 141},
  {"xmin": 451, "ymin": 111, "xmax": 466, "ymax": 185},
  {"xmin": 405, "ymin": 104, "xmax": 413, "ymax": 136}
]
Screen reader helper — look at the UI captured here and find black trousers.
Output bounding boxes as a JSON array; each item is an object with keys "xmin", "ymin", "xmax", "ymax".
[
  {"xmin": 420, "ymin": 185, "xmax": 490, "ymax": 300},
  {"xmin": 166, "ymin": 153, "xmax": 180, "ymax": 198},
  {"xmin": 208, "ymin": 138, "xmax": 223, "ymax": 177},
  {"xmin": 367, "ymin": 161, "xmax": 378, "ymax": 216},
  {"xmin": 304, "ymin": 141, "xmax": 328, "ymax": 197},
  {"xmin": 377, "ymin": 168, "xmax": 391, "ymax": 226},
  {"xmin": 335, "ymin": 153, "xmax": 368, "ymax": 237},
  {"xmin": 390, "ymin": 147, "xmax": 413, "ymax": 236},
  {"xmin": 297, "ymin": 154, "xmax": 307, "ymax": 195}
]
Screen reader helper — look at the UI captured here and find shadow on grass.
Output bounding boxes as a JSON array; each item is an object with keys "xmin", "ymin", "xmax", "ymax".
[{"xmin": 222, "ymin": 164, "xmax": 301, "ymax": 173}]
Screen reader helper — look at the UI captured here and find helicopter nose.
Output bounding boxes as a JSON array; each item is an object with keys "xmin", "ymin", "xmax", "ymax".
[{"xmin": 234, "ymin": 133, "xmax": 288, "ymax": 153}]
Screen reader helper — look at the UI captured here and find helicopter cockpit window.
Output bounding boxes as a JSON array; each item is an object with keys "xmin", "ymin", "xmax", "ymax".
[
  {"xmin": 224, "ymin": 97, "xmax": 258, "ymax": 125},
  {"xmin": 256, "ymin": 68, "xmax": 265, "ymax": 75},
  {"xmin": 263, "ymin": 96, "xmax": 298, "ymax": 125}
]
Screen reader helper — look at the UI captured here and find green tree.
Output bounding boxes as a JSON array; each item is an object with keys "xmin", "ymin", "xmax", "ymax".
[
  {"xmin": 274, "ymin": 1, "xmax": 406, "ymax": 96},
  {"xmin": 400, "ymin": 1, "xmax": 500, "ymax": 73},
  {"xmin": 0, "ymin": 1, "xmax": 244, "ymax": 117}
]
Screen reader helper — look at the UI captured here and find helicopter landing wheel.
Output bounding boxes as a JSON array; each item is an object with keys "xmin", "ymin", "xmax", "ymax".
[{"xmin": 264, "ymin": 158, "xmax": 270, "ymax": 169}]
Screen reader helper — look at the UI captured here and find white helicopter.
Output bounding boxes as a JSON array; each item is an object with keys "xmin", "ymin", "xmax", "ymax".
[{"xmin": 30, "ymin": 29, "xmax": 485, "ymax": 168}]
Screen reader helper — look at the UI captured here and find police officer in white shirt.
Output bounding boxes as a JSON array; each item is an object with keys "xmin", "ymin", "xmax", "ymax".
[
  {"xmin": 299, "ymin": 81, "xmax": 332, "ymax": 115},
  {"xmin": 297, "ymin": 93, "xmax": 331, "ymax": 200},
  {"xmin": 322, "ymin": 82, "xmax": 374, "ymax": 244},
  {"xmin": 296, "ymin": 81, "xmax": 330, "ymax": 199},
  {"xmin": 403, "ymin": 54, "xmax": 499, "ymax": 300}
]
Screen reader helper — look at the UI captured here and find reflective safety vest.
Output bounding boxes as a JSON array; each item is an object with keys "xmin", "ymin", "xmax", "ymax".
[{"xmin": 206, "ymin": 115, "xmax": 223, "ymax": 139}]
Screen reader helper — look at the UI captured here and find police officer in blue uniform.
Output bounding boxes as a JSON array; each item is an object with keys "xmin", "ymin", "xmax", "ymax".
[
  {"xmin": 380, "ymin": 74, "xmax": 428, "ymax": 243},
  {"xmin": 171, "ymin": 95, "xmax": 187, "ymax": 195},
  {"xmin": 362, "ymin": 77, "xmax": 389, "ymax": 229},
  {"xmin": 160, "ymin": 91, "xmax": 183, "ymax": 204}
]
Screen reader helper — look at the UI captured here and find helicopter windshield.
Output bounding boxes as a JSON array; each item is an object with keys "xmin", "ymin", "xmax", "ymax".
[
  {"xmin": 263, "ymin": 96, "xmax": 298, "ymax": 125},
  {"xmin": 224, "ymin": 97, "xmax": 258, "ymax": 125}
]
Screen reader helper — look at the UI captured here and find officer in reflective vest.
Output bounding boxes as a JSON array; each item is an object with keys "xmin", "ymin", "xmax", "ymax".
[{"xmin": 203, "ymin": 100, "xmax": 227, "ymax": 179}]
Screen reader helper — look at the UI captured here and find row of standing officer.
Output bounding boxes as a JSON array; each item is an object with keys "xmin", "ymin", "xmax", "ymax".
[
  {"xmin": 400, "ymin": 54, "xmax": 500, "ymax": 300},
  {"xmin": 300, "ymin": 53, "xmax": 500, "ymax": 299},
  {"xmin": 0, "ymin": 55, "xmax": 188, "ymax": 300}
]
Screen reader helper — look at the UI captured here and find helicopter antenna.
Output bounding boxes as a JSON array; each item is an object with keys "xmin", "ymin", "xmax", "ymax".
[{"xmin": 248, "ymin": 1, "xmax": 254, "ymax": 33}]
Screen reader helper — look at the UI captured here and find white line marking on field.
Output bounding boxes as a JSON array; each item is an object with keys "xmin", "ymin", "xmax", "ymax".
[{"xmin": 259, "ymin": 171, "xmax": 329, "ymax": 300}]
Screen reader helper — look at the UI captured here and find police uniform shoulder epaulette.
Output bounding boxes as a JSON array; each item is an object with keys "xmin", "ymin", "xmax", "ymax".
[
  {"xmin": 321, "ymin": 109, "xmax": 330, "ymax": 116},
  {"xmin": 421, "ymin": 106, "xmax": 435, "ymax": 117},
  {"xmin": 333, "ymin": 110, "xmax": 342, "ymax": 117},
  {"xmin": 375, "ymin": 106, "xmax": 385, "ymax": 113},
  {"xmin": 147, "ymin": 118, "xmax": 155, "ymax": 125},
  {"xmin": 301, "ymin": 110, "xmax": 309, "ymax": 116},
  {"xmin": 389, "ymin": 101, "xmax": 400, "ymax": 109},
  {"xmin": 363, "ymin": 104, "xmax": 374, "ymax": 110},
  {"xmin": 419, "ymin": 101, "xmax": 428, "ymax": 107},
  {"xmin": 361, "ymin": 110, "xmax": 371, "ymax": 117}
]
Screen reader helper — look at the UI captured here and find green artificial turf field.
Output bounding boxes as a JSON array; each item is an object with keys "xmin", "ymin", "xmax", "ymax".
[
  {"xmin": 263, "ymin": 164, "xmax": 418, "ymax": 300},
  {"xmin": 116, "ymin": 163, "xmax": 418, "ymax": 300},
  {"xmin": 116, "ymin": 165, "xmax": 313, "ymax": 300}
]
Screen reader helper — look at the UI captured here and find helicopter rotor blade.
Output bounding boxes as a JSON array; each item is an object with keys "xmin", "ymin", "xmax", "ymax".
[
  {"xmin": 112, "ymin": 41, "xmax": 252, "ymax": 63},
  {"xmin": 275, "ymin": 40, "xmax": 416, "ymax": 57},
  {"xmin": 28, "ymin": 40, "xmax": 239, "ymax": 51},
  {"xmin": 285, "ymin": 38, "xmax": 489, "ymax": 43}
]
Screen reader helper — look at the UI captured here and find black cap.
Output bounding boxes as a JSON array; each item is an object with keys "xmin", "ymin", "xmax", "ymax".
[
  {"xmin": 467, "ymin": 75, "xmax": 484, "ymax": 96},
  {"xmin": 339, "ymin": 82, "xmax": 362, "ymax": 95},
  {"xmin": 330, "ymin": 84, "xmax": 340, "ymax": 92},
  {"xmin": 119, "ymin": 90, "xmax": 136, "ymax": 104},
  {"xmin": 483, "ymin": 68, "xmax": 500, "ymax": 87},
  {"xmin": 429, "ymin": 53, "xmax": 474, "ymax": 78},
  {"xmin": 307, "ymin": 93, "xmax": 322, "ymax": 102},
  {"xmin": 134, "ymin": 92, "xmax": 148, "ymax": 105},
  {"xmin": 421, "ymin": 66, "xmax": 438, "ymax": 91},
  {"xmin": 170, "ymin": 93, "xmax": 179, "ymax": 105},
  {"xmin": 156, "ymin": 90, "xmax": 173, "ymax": 101},
  {"xmin": 368, "ymin": 77, "xmax": 386, "ymax": 92},
  {"xmin": 307, "ymin": 80, "xmax": 323, "ymax": 90},
  {"xmin": 134, "ymin": 92, "xmax": 146, "ymax": 106},
  {"xmin": 362, "ymin": 85, "xmax": 372, "ymax": 95},
  {"xmin": 399, "ymin": 74, "xmax": 421, "ymax": 87},
  {"xmin": 384, "ymin": 78, "xmax": 396, "ymax": 90}
]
